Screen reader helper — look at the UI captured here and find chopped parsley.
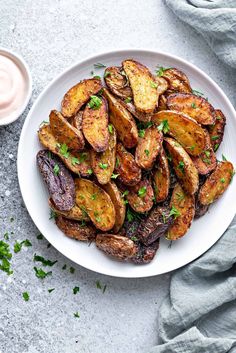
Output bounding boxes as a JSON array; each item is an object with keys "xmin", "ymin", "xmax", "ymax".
[
  {"xmin": 130, "ymin": 236, "xmax": 138, "ymax": 242},
  {"xmin": 73, "ymin": 286, "xmax": 80, "ymax": 294},
  {"xmin": 74, "ymin": 312, "xmax": 80, "ymax": 318},
  {"xmin": 48, "ymin": 288, "xmax": 55, "ymax": 293},
  {"xmin": 91, "ymin": 194, "xmax": 97, "ymax": 200},
  {"xmin": 169, "ymin": 206, "xmax": 181, "ymax": 219},
  {"xmin": 58, "ymin": 143, "xmax": 70, "ymax": 158},
  {"xmin": 177, "ymin": 161, "xmax": 185, "ymax": 173},
  {"xmin": 126, "ymin": 207, "xmax": 141, "ymax": 222},
  {"xmin": 10, "ymin": 217, "xmax": 14, "ymax": 222},
  {"xmin": 138, "ymin": 186, "xmax": 147, "ymax": 198},
  {"xmin": 37, "ymin": 233, "xmax": 43, "ymax": 240},
  {"xmin": 104, "ymin": 71, "xmax": 111, "ymax": 78},
  {"xmin": 191, "ymin": 102, "xmax": 197, "ymax": 109},
  {"xmin": 203, "ymin": 158, "xmax": 211, "ymax": 165},
  {"xmin": 211, "ymin": 135, "xmax": 219, "ymax": 141},
  {"xmin": 216, "ymin": 115, "xmax": 222, "ymax": 120},
  {"xmin": 22, "ymin": 292, "xmax": 29, "ymax": 301},
  {"xmin": 96, "ymin": 280, "xmax": 107, "ymax": 293},
  {"xmin": 62, "ymin": 264, "xmax": 67, "ymax": 270},
  {"xmin": 122, "ymin": 190, "xmax": 129, "ymax": 198},
  {"xmin": 93, "ymin": 75, "xmax": 101, "ymax": 79},
  {"xmin": 88, "ymin": 95, "xmax": 102, "ymax": 110},
  {"xmin": 0, "ymin": 241, "xmax": 13, "ymax": 275},
  {"xmin": 205, "ymin": 151, "xmax": 211, "ymax": 157},
  {"xmin": 14, "ymin": 239, "xmax": 32, "ymax": 253},
  {"xmin": 222, "ymin": 154, "xmax": 227, "ymax": 161},
  {"xmin": 214, "ymin": 144, "xmax": 219, "ymax": 152},
  {"xmin": 156, "ymin": 66, "xmax": 169, "ymax": 77},
  {"xmin": 70, "ymin": 267, "xmax": 75, "ymax": 274},
  {"xmin": 49, "ymin": 210, "xmax": 57, "ymax": 220},
  {"xmin": 144, "ymin": 149, "xmax": 150, "ymax": 156},
  {"xmin": 150, "ymin": 81, "xmax": 158, "ymax": 88},
  {"xmin": 111, "ymin": 173, "xmax": 119, "ymax": 179},
  {"xmin": 94, "ymin": 63, "xmax": 106, "ymax": 68},
  {"xmin": 138, "ymin": 129, "xmax": 145, "ymax": 138},
  {"xmin": 125, "ymin": 97, "xmax": 132, "ymax": 103},
  {"xmin": 192, "ymin": 89, "xmax": 204, "ymax": 97},
  {"xmin": 53, "ymin": 164, "xmax": 60, "ymax": 175},
  {"xmin": 220, "ymin": 178, "xmax": 225, "ymax": 183},
  {"xmin": 99, "ymin": 163, "xmax": 108, "ymax": 169},
  {"xmin": 108, "ymin": 124, "xmax": 113, "ymax": 133},
  {"xmin": 87, "ymin": 168, "xmax": 93, "ymax": 175},
  {"xmin": 176, "ymin": 192, "xmax": 185, "ymax": 202},
  {"xmin": 4, "ymin": 233, "xmax": 9, "ymax": 240},
  {"xmin": 34, "ymin": 254, "xmax": 57, "ymax": 267},
  {"xmin": 157, "ymin": 120, "xmax": 170, "ymax": 134},
  {"xmin": 34, "ymin": 267, "xmax": 52, "ymax": 279},
  {"xmin": 71, "ymin": 157, "xmax": 80, "ymax": 166},
  {"xmin": 116, "ymin": 157, "xmax": 120, "ymax": 168}
]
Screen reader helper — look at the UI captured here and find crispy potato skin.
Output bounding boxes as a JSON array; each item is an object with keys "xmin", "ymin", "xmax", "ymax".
[
  {"xmin": 152, "ymin": 110, "xmax": 207, "ymax": 156},
  {"xmin": 49, "ymin": 110, "xmax": 85, "ymax": 151},
  {"xmin": 192, "ymin": 131, "xmax": 217, "ymax": 175},
  {"xmin": 164, "ymin": 137, "xmax": 199, "ymax": 195},
  {"xmin": 102, "ymin": 181, "xmax": 126, "ymax": 233},
  {"xmin": 198, "ymin": 161, "xmax": 234, "ymax": 205},
  {"xmin": 162, "ymin": 68, "xmax": 192, "ymax": 94},
  {"xmin": 82, "ymin": 97, "xmax": 109, "ymax": 152},
  {"xmin": 135, "ymin": 126, "xmax": 163, "ymax": 169},
  {"xmin": 167, "ymin": 183, "xmax": 195, "ymax": 240},
  {"xmin": 55, "ymin": 216, "xmax": 96, "ymax": 241},
  {"xmin": 61, "ymin": 78, "xmax": 102, "ymax": 118},
  {"xmin": 122, "ymin": 60, "xmax": 158, "ymax": 114},
  {"xmin": 126, "ymin": 179, "xmax": 154, "ymax": 213},
  {"xmin": 152, "ymin": 148, "xmax": 170, "ymax": 203},
  {"xmin": 91, "ymin": 125, "xmax": 117, "ymax": 184},
  {"xmin": 48, "ymin": 198, "xmax": 89, "ymax": 221},
  {"xmin": 115, "ymin": 143, "xmax": 142, "ymax": 186},
  {"xmin": 208, "ymin": 109, "xmax": 226, "ymax": 152},
  {"xmin": 38, "ymin": 124, "xmax": 92, "ymax": 176},
  {"xmin": 96, "ymin": 234, "xmax": 137, "ymax": 261},
  {"xmin": 103, "ymin": 88, "xmax": 138, "ymax": 148},
  {"xmin": 75, "ymin": 178, "xmax": 115, "ymax": 231},
  {"xmin": 104, "ymin": 66, "xmax": 132, "ymax": 99},
  {"xmin": 167, "ymin": 93, "xmax": 215, "ymax": 125}
]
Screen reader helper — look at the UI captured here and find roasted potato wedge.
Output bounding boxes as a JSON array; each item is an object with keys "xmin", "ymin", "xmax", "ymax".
[
  {"xmin": 38, "ymin": 124, "xmax": 92, "ymax": 176},
  {"xmin": 104, "ymin": 66, "xmax": 132, "ymax": 99},
  {"xmin": 61, "ymin": 78, "xmax": 102, "ymax": 118},
  {"xmin": 102, "ymin": 181, "xmax": 126, "ymax": 233},
  {"xmin": 96, "ymin": 234, "xmax": 137, "ymax": 261},
  {"xmin": 157, "ymin": 94, "xmax": 167, "ymax": 111},
  {"xmin": 152, "ymin": 148, "xmax": 170, "ymax": 202},
  {"xmin": 192, "ymin": 131, "xmax": 217, "ymax": 175},
  {"xmin": 115, "ymin": 142, "xmax": 141, "ymax": 186},
  {"xmin": 82, "ymin": 96, "xmax": 109, "ymax": 152},
  {"xmin": 167, "ymin": 183, "xmax": 195, "ymax": 240},
  {"xmin": 48, "ymin": 198, "xmax": 89, "ymax": 221},
  {"xmin": 126, "ymin": 179, "xmax": 154, "ymax": 213},
  {"xmin": 132, "ymin": 239, "xmax": 160, "ymax": 264},
  {"xmin": 167, "ymin": 93, "xmax": 215, "ymax": 125},
  {"xmin": 161, "ymin": 68, "xmax": 192, "ymax": 94},
  {"xmin": 152, "ymin": 110, "xmax": 207, "ymax": 156},
  {"xmin": 49, "ymin": 110, "xmax": 85, "ymax": 151},
  {"xmin": 156, "ymin": 76, "xmax": 168, "ymax": 95},
  {"xmin": 91, "ymin": 125, "xmax": 117, "ymax": 184},
  {"xmin": 208, "ymin": 109, "xmax": 226, "ymax": 152},
  {"xmin": 164, "ymin": 138, "xmax": 199, "ymax": 195},
  {"xmin": 75, "ymin": 178, "xmax": 115, "ymax": 231},
  {"xmin": 71, "ymin": 110, "xmax": 84, "ymax": 132},
  {"xmin": 135, "ymin": 126, "xmax": 163, "ymax": 169},
  {"xmin": 122, "ymin": 59, "xmax": 158, "ymax": 113},
  {"xmin": 37, "ymin": 150, "xmax": 75, "ymax": 211},
  {"xmin": 198, "ymin": 161, "xmax": 234, "ymax": 205},
  {"xmin": 103, "ymin": 88, "xmax": 138, "ymax": 148},
  {"xmin": 55, "ymin": 216, "xmax": 96, "ymax": 241},
  {"xmin": 119, "ymin": 99, "xmax": 152, "ymax": 122}
]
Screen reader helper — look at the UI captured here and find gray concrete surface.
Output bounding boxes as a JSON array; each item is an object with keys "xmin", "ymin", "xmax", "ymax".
[{"xmin": 0, "ymin": 1, "xmax": 235, "ymax": 352}]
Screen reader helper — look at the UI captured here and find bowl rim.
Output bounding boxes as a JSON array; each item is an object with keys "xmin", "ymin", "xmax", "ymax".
[
  {"xmin": 17, "ymin": 48, "xmax": 236, "ymax": 278},
  {"xmin": 0, "ymin": 47, "xmax": 32, "ymax": 126}
]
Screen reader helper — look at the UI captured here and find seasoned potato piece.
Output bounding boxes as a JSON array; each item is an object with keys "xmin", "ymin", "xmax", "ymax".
[
  {"xmin": 167, "ymin": 183, "xmax": 195, "ymax": 240},
  {"xmin": 164, "ymin": 138, "xmax": 199, "ymax": 195},
  {"xmin": 152, "ymin": 148, "xmax": 170, "ymax": 202},
  {"xmin": 48, "ymin": 198, "xmax": 89, "ymax": 221},
  {"xmin": 135, "ymin": 126, "xmax": 163, "ymax": 169},
  {"xmin": 161, "ymin": 68, "xmax": 192, "ymax": 94},
  {"xmin": 91, "ymin": 125, "xmax": 117, "ymax": 184},
  {"xmin": 157, "ymin": 94, "xmax": 167, "ymax": 111},
  {"xmin": 152, "ymin": 110, "xmax": 207, "ymax": 156},
  {"xmin": 55, "ymin": 216, "xmax": 96, "ymax": 241},
  {"xmin": 167, "ymin": 93, "xmax": 215, "ymax": 125},
  {"xmin": 71, "ymin": 110, "xmax": 83, "ymax": 131},
  {"xmin": 132, "ymin": 239, "xmax": 159, "ymax": 264},
  {"xmin": 103, "ymin": 88, "xmax": 138, "ymax": 148},
  {"xmin": 198, "ymin": 161, "xmax": 234, "ymax": 205},
  {"xmin": 192, "ymin": 131, "xmax": 217, "ymax": 175},
  {"xmin": 195, "ymin": 199, "xmax": 209, "ymax": 219},
  {"xmin": 82, "ymin": 96, "xmax": 109, "ymax": 152},
  {"xmin": 61, "ymin": 78, "xmax": 102, "ymax": 118},
  {"xmin": 104, "ymin": 66, "xmax": 132, "ymax": 99},
  {"xmin": 75, "ymin": 178, "xmax": 115, "ymax": 231},
  {"xmin": 208, "ymin": 109, "xmax": 226, "ymax": 152},
  {"xmin": 126, "ymin": 179, "xmax": 154, "ymax": 213},
  {"xmin": 96, "ymin": 234, "xmax": 137, "ymax": 261},
  {"xmin": 115, "ymin": 143, "xmax": 141, "ymax": 186},
  {"xmin": 49, "ymin": 110, "xmax": 85, "ymax": 151},
  {"xmin": 119, "ymin": 99, "xmax": 152, "ymax": 122},
  {"xmin": 122, "ymin": 60, "xmax": 158, "ymax": 113},
  {"xmin": 38, "ymin": 125, "xmax": 92, "ymax": 176},
  {"xmin": 102, "ymin": 181, "xmax": 126, "ymax": 233},
  {"xmin": 155, "ymin": 76, "xmax": 168, "ymax": 95}
]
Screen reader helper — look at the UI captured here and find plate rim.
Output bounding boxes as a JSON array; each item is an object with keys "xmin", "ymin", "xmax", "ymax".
[{"xmin": 17, "ymin": 48, "xmax": 236, "ymax": 278}]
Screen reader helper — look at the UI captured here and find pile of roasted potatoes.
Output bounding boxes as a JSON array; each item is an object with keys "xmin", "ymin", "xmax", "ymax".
[{"xmin": 37, "ymin": 59, "xmax": 234, "ymax": 264}]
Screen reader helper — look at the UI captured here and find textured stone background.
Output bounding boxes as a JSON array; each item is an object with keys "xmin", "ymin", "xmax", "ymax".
[{"xmin": 0, "ymin": 1, "xmax": 235, "ymax": 353}]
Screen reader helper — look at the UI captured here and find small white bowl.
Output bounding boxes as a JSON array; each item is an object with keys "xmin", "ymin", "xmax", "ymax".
[{"xmin": 0, "ymin": 48, "xmax": 32, "ymax": 126}]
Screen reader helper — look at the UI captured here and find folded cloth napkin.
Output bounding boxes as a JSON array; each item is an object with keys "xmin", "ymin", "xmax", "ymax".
[{"xmin": 165, "ymin": 0, "xmax": 236, "ymax": 68}]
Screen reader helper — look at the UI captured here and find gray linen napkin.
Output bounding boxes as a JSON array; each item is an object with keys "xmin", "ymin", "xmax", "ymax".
[
  {"xmin": 165, "ymin": 0, "xmax": 236, "ymax": 68},
  {"xmin": 149, "ymin": 1, "xmax": 236, "ymax": 351}
]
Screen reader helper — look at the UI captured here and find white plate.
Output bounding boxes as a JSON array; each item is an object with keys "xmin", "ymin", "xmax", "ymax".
[{"xmin": 17, "ymin": 49, "xmax": 236, "ymax": 278}]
